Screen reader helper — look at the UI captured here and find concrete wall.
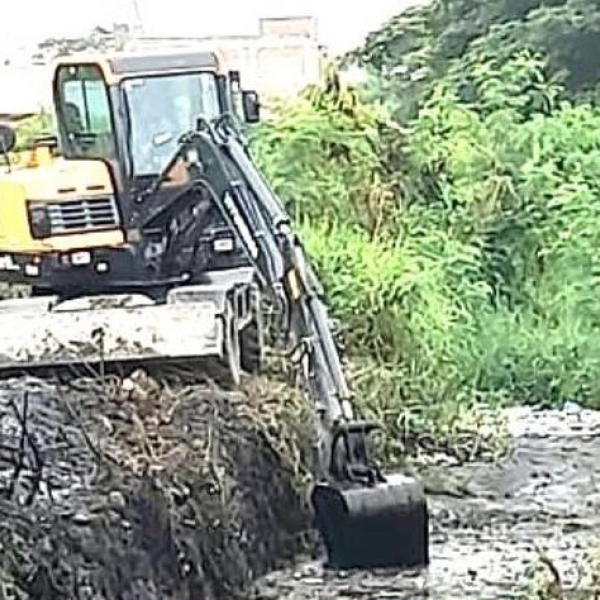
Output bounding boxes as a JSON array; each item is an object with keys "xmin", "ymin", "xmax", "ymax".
[
  {"xmin": 129, "ymin": 16, "xmax": 326, "ymax": 98},
  {"xmin": 0, "ymin": 16, "xmax": 326, "ymax": 118}
]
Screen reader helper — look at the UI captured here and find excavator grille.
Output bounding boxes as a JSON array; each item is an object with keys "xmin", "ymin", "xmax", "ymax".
[{"xmin": 46, "ymin": 195, "xmax": 120, "ymax": 234}]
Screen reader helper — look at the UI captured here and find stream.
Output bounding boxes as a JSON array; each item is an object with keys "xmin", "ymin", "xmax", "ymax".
[{"xmin": 251, "ymin": 404, "xmax": 600, "ymax": 599}]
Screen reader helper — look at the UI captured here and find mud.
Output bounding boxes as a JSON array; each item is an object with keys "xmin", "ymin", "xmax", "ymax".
[
  {"xmin": 251, "ymin": 404, "xmax": 600, "ymax": 599},
  {"xmin": 0, "ymin": 373, "xmax": 316, "ymax": 600},
  {"xmin": 3, "ymin": 369, "xmax": 600, "ymax": 600}
]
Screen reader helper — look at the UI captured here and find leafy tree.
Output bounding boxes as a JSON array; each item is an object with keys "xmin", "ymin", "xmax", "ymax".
[{"xmin": 346, "ymin": 0, "xmax": 600, "ymax": 121}]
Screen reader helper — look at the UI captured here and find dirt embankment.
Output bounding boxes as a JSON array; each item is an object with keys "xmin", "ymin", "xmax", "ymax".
[
  {"xmin": 9, "ymin": 366, "xmax": 600, "ymax": 600},
  {"xmin": 0, "ymin": 373, "xmax": 317, "ymax": 600}
]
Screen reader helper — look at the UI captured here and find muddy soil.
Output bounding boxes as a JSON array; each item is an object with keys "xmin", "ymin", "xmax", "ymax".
[
  {"xmin": 4, "ymin": 369, "xmax": 600, "ymax": 600},
  {"xmin": 251, "ymin": 404, "xmax": 600, "ymax": 600},
  {"xmin": 0, "ymin": 374, "xmax": 316, "ymax": 600}
]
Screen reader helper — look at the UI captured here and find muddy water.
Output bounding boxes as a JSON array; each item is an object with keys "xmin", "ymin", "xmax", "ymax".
[{"xmin": 252, "ymin": 405, "xmax": 600, "ymax": 599}]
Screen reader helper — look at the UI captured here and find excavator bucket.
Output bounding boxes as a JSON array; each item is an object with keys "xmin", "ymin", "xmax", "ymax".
[{"xmin": 311, "ymin": 473, "xmax": 429, "ymax": 570}]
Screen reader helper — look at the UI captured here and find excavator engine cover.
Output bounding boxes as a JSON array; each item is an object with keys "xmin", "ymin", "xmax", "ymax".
[{"xmin": 311, "ymin": 474, "xmax": 429, "ymax": 570}]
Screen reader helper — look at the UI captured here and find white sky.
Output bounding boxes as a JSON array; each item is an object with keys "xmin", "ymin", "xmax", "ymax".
[{"xmin": 0, "ymin": 0, "xmax": 425, "ymax": 55}]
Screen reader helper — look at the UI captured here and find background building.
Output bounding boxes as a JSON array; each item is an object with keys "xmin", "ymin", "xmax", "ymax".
[
  {"xmin": 0, "ymin": 16, "xmax": 326, "ymax": 120},
  {"xmin": 130, "ymin": 16, "xmax": 326, "ymax": 97}
]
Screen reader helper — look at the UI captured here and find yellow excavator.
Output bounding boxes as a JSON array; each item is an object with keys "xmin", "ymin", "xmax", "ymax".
[{"xmin": 0, "ymin": 49, "xmax": 428, "ymax": 570}]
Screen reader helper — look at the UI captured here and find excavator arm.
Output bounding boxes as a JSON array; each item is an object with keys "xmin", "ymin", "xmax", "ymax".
[{"xmin": 149, "ymin": 116, "xmax": 430, "ymax": 570}]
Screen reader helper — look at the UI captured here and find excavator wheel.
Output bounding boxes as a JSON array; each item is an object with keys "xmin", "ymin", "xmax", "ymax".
[{"xmin": 240, "ymin": 317, "xmax": 263, "ymax": 374}]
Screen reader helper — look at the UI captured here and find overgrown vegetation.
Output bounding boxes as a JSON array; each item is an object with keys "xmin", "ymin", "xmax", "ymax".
[
  {"xmin": 12, "ymin": 111, "xmax": 54, "ymax": 151},
  {"xmin": 1, "ymin": 3, "xmax": 600, "ymax": 597},
  {"xmin": 9, "ymin": 0, "xmax": 600, "ymax": 464},
  {"xmin": 250, "ymin": 0, "xmax": 600, "ymax": 462}
]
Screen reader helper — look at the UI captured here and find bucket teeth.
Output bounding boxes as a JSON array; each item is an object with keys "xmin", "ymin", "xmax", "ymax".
[{"xmin": 311, "ymin": 474, "xmax": 429, "ymax": 570}]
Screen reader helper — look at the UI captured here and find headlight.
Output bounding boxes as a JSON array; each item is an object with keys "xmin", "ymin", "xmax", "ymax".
[{"xmin": 26, "ymin": 201, "xmax": 51, "ymax": 239}]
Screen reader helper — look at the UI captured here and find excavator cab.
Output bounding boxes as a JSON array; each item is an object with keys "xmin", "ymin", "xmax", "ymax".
[{"xmin": 0, "ymin": 50, "xmax": 259, "ymax": 275}]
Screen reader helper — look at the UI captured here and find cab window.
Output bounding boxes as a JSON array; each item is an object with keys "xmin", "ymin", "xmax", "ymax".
[
  {"xmin": 121, "ymin": 72, "xmax": 221, "ymax": 176},
  {"xmin": 55, "ymin": 64, "xmax": 116, "ymax": 161}
]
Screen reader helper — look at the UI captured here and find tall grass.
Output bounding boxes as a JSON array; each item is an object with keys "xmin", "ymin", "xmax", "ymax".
[
  {"xmin": 250, "ymin": 50, "xmax": 600, "ymax": 456},
  {"xmin": 12, "ymin": 52, "xmax": 600, "ymax": 457}
]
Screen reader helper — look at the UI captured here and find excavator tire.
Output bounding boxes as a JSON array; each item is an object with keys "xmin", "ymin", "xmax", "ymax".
[{"xmin": 240, "ymin": 296, "xmax": 264, "ymax": 374}]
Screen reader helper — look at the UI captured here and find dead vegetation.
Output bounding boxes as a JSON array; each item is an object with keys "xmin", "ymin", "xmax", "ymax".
[{"xmin": 0, "ymin": 371, "xmax": 317, "ymax": 599}]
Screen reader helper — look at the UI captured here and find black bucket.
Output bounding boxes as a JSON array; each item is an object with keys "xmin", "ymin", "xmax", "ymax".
[{"xmin": 311, "ymin": 473, "xmax": 429, "ymax": 570}]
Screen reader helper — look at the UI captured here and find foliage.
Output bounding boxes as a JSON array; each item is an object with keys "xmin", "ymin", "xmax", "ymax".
[
  {"xmin": 250, "ymin": 63, "xmax": 509, "ymax": 457},
  {"xmin": 250, "ymin": 35, "xmax": 600, "ymax": 456},
  {"xmin": 345, "ymin": 0, "xmax": 600, "ymax": 121},
  {"xmin": 404, "ymin": 50, "xmax": 600, "ymax": 408},
  {"xmin": 250, "ymin": 67, "xmax": 392, "ymax": 231},
  {"xmin": 351, "ymin": 0, "xmax": 600, "ymax": 84},
  {"xmin": 13, "ymin": 111, "xmax": 54, "ymax": 151},
  {"xmin": 13, "ymin": 15, "xmax": 600, "ymax": 456}
]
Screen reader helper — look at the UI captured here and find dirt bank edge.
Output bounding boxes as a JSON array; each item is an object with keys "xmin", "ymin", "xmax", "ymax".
[{"xmin": 0, "ymin": 373, "xmax": 318, "ymax": 600}]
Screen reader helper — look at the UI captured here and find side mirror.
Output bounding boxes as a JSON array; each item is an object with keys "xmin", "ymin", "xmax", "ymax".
[
  {"xmin": 242, "ymin": 90, "xmax": 260, "ymax": 123},
  {"xmin": 0, "ymin": 125, "xmax": 16, "ymax": 154}
]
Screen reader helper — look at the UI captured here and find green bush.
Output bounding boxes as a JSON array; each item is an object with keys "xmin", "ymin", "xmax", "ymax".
[
  {"xmin": 249, "ymin": 50, "xmax": 600, "ymax": 455},
  {"xmin": 250, "ymin": 95, "xmax": 387, "ymax": 229},
  {"xmin": 13, "ymin": 112, "xmax": 55, "ymax": 151},
  {"xmin": 16, "ymin": 50, "xmax": 600, "ymax": 456}
]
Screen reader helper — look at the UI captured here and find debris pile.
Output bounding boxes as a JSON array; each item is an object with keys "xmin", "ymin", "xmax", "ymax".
[{"xmin": 0, "ymin": 372, "xmax": 316, "ymax": 599}]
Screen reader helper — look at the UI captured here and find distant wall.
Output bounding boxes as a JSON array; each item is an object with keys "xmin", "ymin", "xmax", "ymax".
[
  {"xmin": 129, "ymin": 16, "xmax": 326, "ymax": 98},
  {"xmin": 0, "ymin": 16, "xmax": 325, "ymax": 118}
]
